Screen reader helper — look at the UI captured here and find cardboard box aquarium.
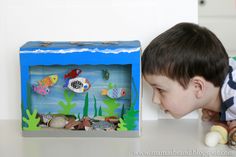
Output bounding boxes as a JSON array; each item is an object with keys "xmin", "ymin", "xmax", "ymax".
[{"xmin": 20, "ymin": 41, "xmax": 141, "ymax": 137}]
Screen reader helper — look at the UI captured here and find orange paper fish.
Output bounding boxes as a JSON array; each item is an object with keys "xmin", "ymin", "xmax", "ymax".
[{"xmin": 38, "ymin": 75, "xmax": 58, "ymax": 87}]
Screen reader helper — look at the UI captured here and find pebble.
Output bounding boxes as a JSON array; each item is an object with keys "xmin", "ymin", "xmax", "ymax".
[
  {"xmin": 105, "ymin": 116, "xmax": 119, "ymax": 124},
  {"xmin": 92, "ymin": 121, "xmax": 115, "ymax": 131},
  {"xmin": 64, "ymin": 119, "xmax": 81, "ymax": 129},
  {"xmin": 93, "ymin": 116, "xmax": 105, "ymax": 121},
  {"xmin": 49, "ymin": 116, "xmax": 67, "ymax": 128}
]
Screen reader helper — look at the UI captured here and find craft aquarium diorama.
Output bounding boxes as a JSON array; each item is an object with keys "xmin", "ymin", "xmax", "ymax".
[{"xmin": 20, "ymin": 41, "xmax": 141, "ymax": 137}]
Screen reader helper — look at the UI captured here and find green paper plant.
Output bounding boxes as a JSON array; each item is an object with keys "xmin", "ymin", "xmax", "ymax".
[
  {"xmin": 58, "ymin": 90, "xmax": 76, "ymax": 115},
  {"xmin": 83, "ymin": 92, "xmax": 89, "ymax": 117},
  {"xmin": 122, "ymin": 105, "xmax": 139, "ymax": 130},
  {"xmin": 103, "ymin": 98, "xmax": 120, "ymax": 117},
  {"xmin": 98, "ymin": 106, "xmax": 103, "ymax": 116},
  {"xmin": 23, "ymin": 109, "xmax": 41, "ymax": 131},
  {"xmin": 93, "ymin": 96, "xmax": 97, "ymax": 117},
  {"xmin": 117, "ymin": 118, "xmax": 128, "ymax": 131},
  {"xmin": 77, "ymin": 113, "xmax": 81, "ymax": 120},
  {"xmin": 108, "ymin": 82, "xmax": 115, "ymax": 89},
  {"xmin": 120, "ymin": 104, "xmax": 125, "ymax": 119}
]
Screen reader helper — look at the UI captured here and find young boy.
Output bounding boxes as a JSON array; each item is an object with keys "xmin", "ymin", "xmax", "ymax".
[{"xmin": 142, "ymin": 23, "xmax": 236, "ymax": 145}]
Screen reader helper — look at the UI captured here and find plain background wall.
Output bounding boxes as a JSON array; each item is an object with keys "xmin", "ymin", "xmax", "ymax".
[
  {"xmin": 0, "ymin": 0, "xmax": 198, "ymax": 120},
  {"xmin": 199, "ymin": 0, "xmax": 236, "ymax": 56}
]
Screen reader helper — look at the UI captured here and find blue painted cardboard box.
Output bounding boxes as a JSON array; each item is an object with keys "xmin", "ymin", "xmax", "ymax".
[{"xmin": 20, "ymin": 41, "xmax": 141, "ymax": 137}]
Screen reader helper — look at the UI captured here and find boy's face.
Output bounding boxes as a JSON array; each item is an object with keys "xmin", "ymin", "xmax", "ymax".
[{"xmin": 144, "ymin": 74, "xmax": 199, "ymax": 119}]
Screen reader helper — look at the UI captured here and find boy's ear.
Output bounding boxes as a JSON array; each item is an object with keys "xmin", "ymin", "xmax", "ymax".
[{"xmin": 191, "ymin": 76, "xmax": 206, "ymax": 99}]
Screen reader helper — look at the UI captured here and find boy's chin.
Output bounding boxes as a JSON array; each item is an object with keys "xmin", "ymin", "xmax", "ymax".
[
  {"xmin": 169, "ymin": 112, "xmax": 184, "ymax": 119},
  {"xmin": 163, "ymin": 110, "xmax": 186, "ymax": 119}
]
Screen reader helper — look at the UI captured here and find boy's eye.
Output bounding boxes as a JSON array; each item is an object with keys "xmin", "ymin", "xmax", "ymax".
[{"xmin": 156, "ymin": 88, "xmax": 164, "ymax": 94}]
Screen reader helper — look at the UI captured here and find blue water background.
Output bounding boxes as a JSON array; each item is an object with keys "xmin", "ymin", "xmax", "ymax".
[{"xmin": 30, "ymin": 64, "xmax": 131, "ymax": 117}]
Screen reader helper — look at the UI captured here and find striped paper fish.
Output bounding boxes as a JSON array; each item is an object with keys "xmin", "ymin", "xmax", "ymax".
[{"xmin": 101, "ymin": 88, "xmax": 126, "ymax": 99}]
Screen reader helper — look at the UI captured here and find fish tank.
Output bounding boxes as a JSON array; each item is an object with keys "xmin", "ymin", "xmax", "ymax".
[{"xmin": 20, "ymin": 41, "xmax": 141, "ymax": 137}]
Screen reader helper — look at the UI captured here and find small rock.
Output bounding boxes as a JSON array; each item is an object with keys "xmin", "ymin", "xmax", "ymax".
[
  {"xmin": 92, "ymin": 121, "xmax": 115, "ymax": 131},
  {"xmin": 74, "ymin": 122, "xmax": 85, "ymax": 130},
  {"xmin": 82, "ymin": 117, "xmax": 91, "ymax": 127},
  {"xmin": 64, "ymin": 115, "xmax": 77, "ymax": 121},
  {"xmin": 49, "ymin": 116, "xmax": 67, "ymax": 128},
  {"xmin": 93, "ymin": 116, "xmax": 105, "ymax": 121},
  {"xmin": 38, "ymin": 114, "xmax": 53, "ymax": 125},
  {"xmin": 105, "ymin": 116, "xmax": 119, "ymax": 124},
  {"xmin": 64, "ymin": 119, "xmax": 81, "ymax": 130}
]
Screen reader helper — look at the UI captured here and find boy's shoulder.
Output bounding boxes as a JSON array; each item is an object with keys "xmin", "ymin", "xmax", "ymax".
[{"xmin": 220, "ymin": 57, "xmax": 236, "ymax": 121}]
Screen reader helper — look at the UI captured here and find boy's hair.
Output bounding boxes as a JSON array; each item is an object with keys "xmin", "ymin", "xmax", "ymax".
[{"xmin": 142, "ymin": 22, "xmax": 229, "ymax": 88}]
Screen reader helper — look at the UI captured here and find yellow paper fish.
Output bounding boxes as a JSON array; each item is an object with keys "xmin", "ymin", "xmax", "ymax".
[{"xmin": 38, "ymin": 75, "xmax": 58, "ymax": 87}]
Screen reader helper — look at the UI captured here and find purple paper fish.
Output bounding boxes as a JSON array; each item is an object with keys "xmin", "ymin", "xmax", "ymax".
[{"xmin": 32, "ymin": 84, "xmax": 50, "ymax": 96}]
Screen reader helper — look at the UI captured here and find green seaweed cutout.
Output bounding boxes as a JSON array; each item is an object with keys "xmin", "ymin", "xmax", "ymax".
[
  {"xmin": 108, "ymin": 82, "xmax": 116, "ymax": 89},
  {"xmin": 93, "ymin": 95, "xmax": 97, "ymax": 117},
  {"xmin": 120, "ymin": 104, "xmax": 125, "ymax": 119},
  {"xmin": 103, "ymin": 98, "xmax": 120, "ymax": 117},
  {"xmin": 77, "ymin": 113, "xmax": 81, "ymax": 120},
  {"xmin": 83, "ymin": 92, "xmax": 89, "ymax": 117},
  {"xmin": 117, "ymin": 118, "xmax": 128, "ymax": 131},
  {"xmin": 122, "ymin": 105, "xmax": 139, "ymax": 130},
  {"xmin": 23, "ymin": 109, "xmax": 41, "ymax": 131},
  {"xmin": 58, "ymin": 90, "xmax": 76, "ymax": 115},
  {"xmin": 98, "ymin": 106, "xmax": 103, "ymax": 116}
]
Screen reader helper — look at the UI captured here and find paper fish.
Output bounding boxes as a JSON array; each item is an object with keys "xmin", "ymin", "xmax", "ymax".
[
  {"xmin": 64, "ymin": 68, "xmax": 82, "ymax": 79},
  {"xmin": 32, "ymin": 84, "xmax": 50, "ymax": 96},
  {"xmin": 64, "ymin": 77, "xmax": 91, "ymax": 93},
  {"xmin": 101, "ymin": 88, "xmax": 126, "ymax": 99},
  {"xmin": 38, "ymin": 75, "xmax": 58, "ymax": 87},
  {"xmin": 32, "ymin": 75, "xmax": 58, "ymax": 96}
]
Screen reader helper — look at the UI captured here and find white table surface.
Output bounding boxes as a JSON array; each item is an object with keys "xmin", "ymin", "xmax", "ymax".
[{"xmin": 0, "ymin": 120, "xmax": 235, "ymax": 157}]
